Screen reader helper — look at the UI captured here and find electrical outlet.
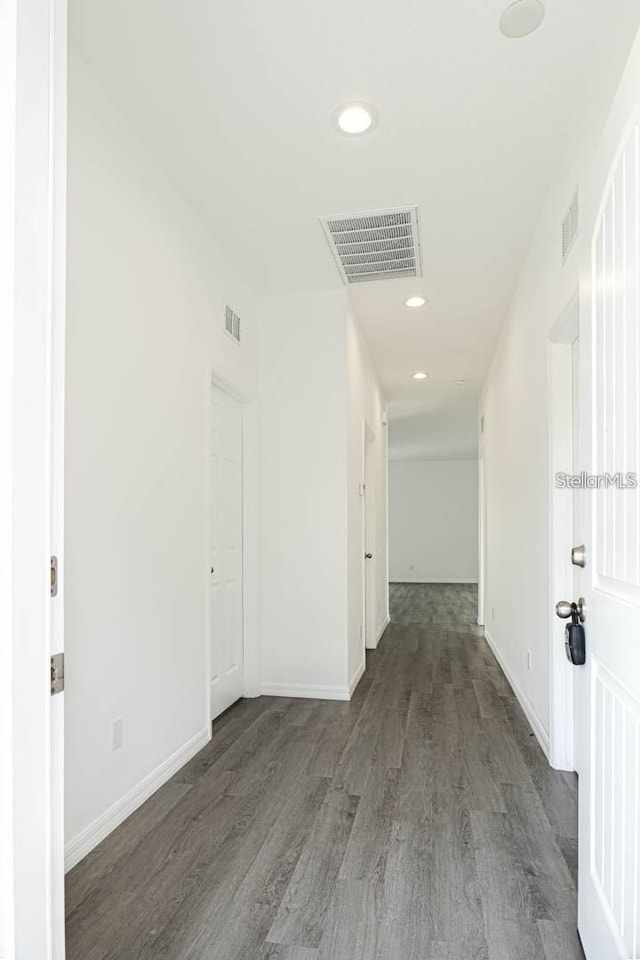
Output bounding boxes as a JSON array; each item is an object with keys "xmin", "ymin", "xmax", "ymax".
[
  {"xmin": 527, "ymin": 651, "xmax": 532, "ymax": 671},
  {"xmin": 112, "ymin": 717, "xmax": 123, "ymax": 751}
]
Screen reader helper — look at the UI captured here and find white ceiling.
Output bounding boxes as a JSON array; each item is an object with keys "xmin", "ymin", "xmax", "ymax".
[{"xmin": 70, "ymin": 0, "xmax": 640, "ymax": 459}]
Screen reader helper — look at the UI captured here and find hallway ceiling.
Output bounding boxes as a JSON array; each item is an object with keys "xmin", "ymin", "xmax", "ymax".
[{"xmin": 70, "ymin": 0, "xmax": 640, "ymax": 459}]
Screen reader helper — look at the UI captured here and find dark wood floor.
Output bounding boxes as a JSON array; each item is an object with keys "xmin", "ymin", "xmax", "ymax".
[{"xmin": 66, "ymin": 583, "xmax": 583, "ymax": 960}]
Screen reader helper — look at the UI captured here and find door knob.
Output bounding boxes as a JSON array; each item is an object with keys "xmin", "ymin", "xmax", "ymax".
[
  {"xmin": 555, "ymin": 598, "xmax": 587, "ymax": 623},
  {"xmin": 555, "ymin": 600, "xmax": 574, "ymax": 619},
  {"xmin": 365, "ymin": 553, "xmax": 373, "ymax": 559}
]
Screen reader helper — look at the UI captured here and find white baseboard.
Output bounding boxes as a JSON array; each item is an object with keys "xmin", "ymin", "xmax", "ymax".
[
  {"xmin": 484, "ymin": 629, "xmax": 550, "ymax": 759},
  {"xmin": 260, "ymin": 681, "xmax": 350, "ymax": 701},
  {"xmin": 348, "ymin": 659, "xmax": 366, "ymax": 696},
  {"xmin": 389, "ymin": 578, "xmax": 479, "ymax": 585},
  {"xmin": 64, "ymin": 726, "xmax": 210, "ymax": 872},
  {"xmin": 367, "ymin": 613, "xmax": 390, "ymax": 650}
]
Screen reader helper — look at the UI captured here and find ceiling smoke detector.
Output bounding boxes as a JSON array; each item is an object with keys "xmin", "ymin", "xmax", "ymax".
[
  {"xmin": 319, "ymin": 206, "xmax": 422, "ymax": 285},
  {"xmin": 499, "ymin": 0, "xmax": 545, "ymax": 38}
]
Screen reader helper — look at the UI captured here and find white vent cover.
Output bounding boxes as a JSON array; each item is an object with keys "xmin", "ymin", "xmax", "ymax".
[
  {"xmin": 319, "ymin": 206, "xmax": 422, "ymax": 284},
  {"xmin": 224, "ymin": 304, "xmax": 241, "ymax": 342},
  {"xmin": 562, "ymin": 191, "xmax": 579, "ymax": 263}
]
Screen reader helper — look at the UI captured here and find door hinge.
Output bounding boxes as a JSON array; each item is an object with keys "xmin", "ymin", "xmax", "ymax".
[
  {"xmin": 51, "ymin": 555, "xmax": 58, "ymax": 597},
  {"xmin": 51, "ymin": 652, "xmax": 64, "ymax": 695}
]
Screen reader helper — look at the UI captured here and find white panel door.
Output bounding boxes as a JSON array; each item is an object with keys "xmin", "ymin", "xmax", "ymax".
[
  {"xmin": 364, "ymin": 438, "xmax": 377, "ymax": 648},
  {"xmin": 208, "ymin": 386, "xmax": 244, "ymax": 720},
  {"xmin": 576, "ymin": 119, "xmax": 640, "ymax": 960}
]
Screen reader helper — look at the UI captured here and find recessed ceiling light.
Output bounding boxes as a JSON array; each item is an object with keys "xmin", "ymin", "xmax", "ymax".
[
  {"xmin": 499, "ymin": 0, "xmax": 545, "ymax": 38},
  {"xmin": 333, "ymin": 102, "xmax": 378, "ymax": 136},
  {"xmin": 453, "ymin": 379, "xmax": 468, "ymax": 386},
  {"xmin": 413, "ymin": 371, "xmax": 428, "ymax": 380},
  {"xmin": 405, "ymin": 296, "xmax": 427, "ymax": 308}
]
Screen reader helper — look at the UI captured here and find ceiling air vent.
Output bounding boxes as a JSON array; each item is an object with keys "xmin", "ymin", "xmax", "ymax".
[
  {"xmin": 319, "ymin": 205, "xmax": 422, "ymax": 284},
  {"xmin": 562, "ymin": 191, "xmax": 579, "ymax": 264},
  {"xmin": 224, "ymin": 304, "xmax": 241, "ymax": 342}
]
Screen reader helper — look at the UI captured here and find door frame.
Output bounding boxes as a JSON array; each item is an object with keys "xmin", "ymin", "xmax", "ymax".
[
  {"xmin": 1, "ymin": 0, "xmax": 67, "ymax": 956},
  {"xmin": 548, "ymin": 292, "xmax": 580, "ymax": 771},
  {"xmin": 204, "ymin": 369, "xmax": 260, "ymax": 728}
]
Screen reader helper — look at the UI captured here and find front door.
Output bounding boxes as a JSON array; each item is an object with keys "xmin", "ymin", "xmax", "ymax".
[
  {"xmin": 575, "ymin": 116, "xmax": 640, "ymax": 959},
  {"xmin": 208, "ymin": 385, "xmax": 244, "ymax": 721}
]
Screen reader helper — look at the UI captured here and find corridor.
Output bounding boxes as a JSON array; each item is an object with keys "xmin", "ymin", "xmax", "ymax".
[{"xmin": 65, "ymin": 584, "xmax": 583, "ymax": 960}]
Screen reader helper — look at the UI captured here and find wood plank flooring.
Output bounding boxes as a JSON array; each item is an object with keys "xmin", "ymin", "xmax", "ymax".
[{"xmin": 66, "ymin": 583, "xmax": 583, "ymax": 960}]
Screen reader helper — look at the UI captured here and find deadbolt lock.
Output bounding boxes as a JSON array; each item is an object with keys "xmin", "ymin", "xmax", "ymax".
[{"xmin": 571, "ymin": 544, "xmax": 587, "ymax": 568}]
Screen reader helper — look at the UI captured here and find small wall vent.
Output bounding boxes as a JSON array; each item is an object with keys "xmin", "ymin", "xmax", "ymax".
[
  {"xmin": 319, "ymin": 205, "xmax": 422, "ymax": 285},
  {"xmin": 562, "ymin": 191, "xmax": 579, "ymax": 264},
  {"xmin": 224, "ymin": 304, "xmax": 241, "ymax": 342}
]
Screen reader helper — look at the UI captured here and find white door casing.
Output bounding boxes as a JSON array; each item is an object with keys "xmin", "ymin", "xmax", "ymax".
[
  {"xmin": 576, "ymin": 116, "xmax": 640, "ymax": 960},
  {"xmin": 570, "ymin": 336, "xmax": 582, "ymax": 779},
  {"xmin": 50, "ymin": 0, "xmax": 67, "ymax": 952},
  {"xmin": 208, "ymin": 385, "xmax": 244, "ymax": 721},
  {"xmin": 548, "ymin": 298, "xmax": 580, "ymax": 772}
]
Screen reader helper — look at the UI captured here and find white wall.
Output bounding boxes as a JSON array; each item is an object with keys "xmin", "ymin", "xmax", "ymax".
[
  {"xmin": 481, "ymin": 25, "xmax": 640, "ymax": 757},
  {"xmin": 388, "ymin": 399, "xmax": 478, "ymax": 461},
  {"xmin": 259, "ymin": 291, "xmax": 350, "ymax": 699},
  {"xmin": 389, "ymin": 460, "xmax": 478, "ymax": 584},
  {"xmin": 346, "ymin": 312, "xmax": 389, "ymax": 685},
  {"xmin": 0, "ymin": 3, "xmax": 17, "ymax": 951},
  {"xmin": 259, "ymin": 302, "xmax": 388, "ymax": 699},
  {"xmin": 65, "ymin": 51, "xmax": 260, "ymax": 862},
  {"xmin": 65, "ymin": 49, "xmax": 391, "ymax": 868}
]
